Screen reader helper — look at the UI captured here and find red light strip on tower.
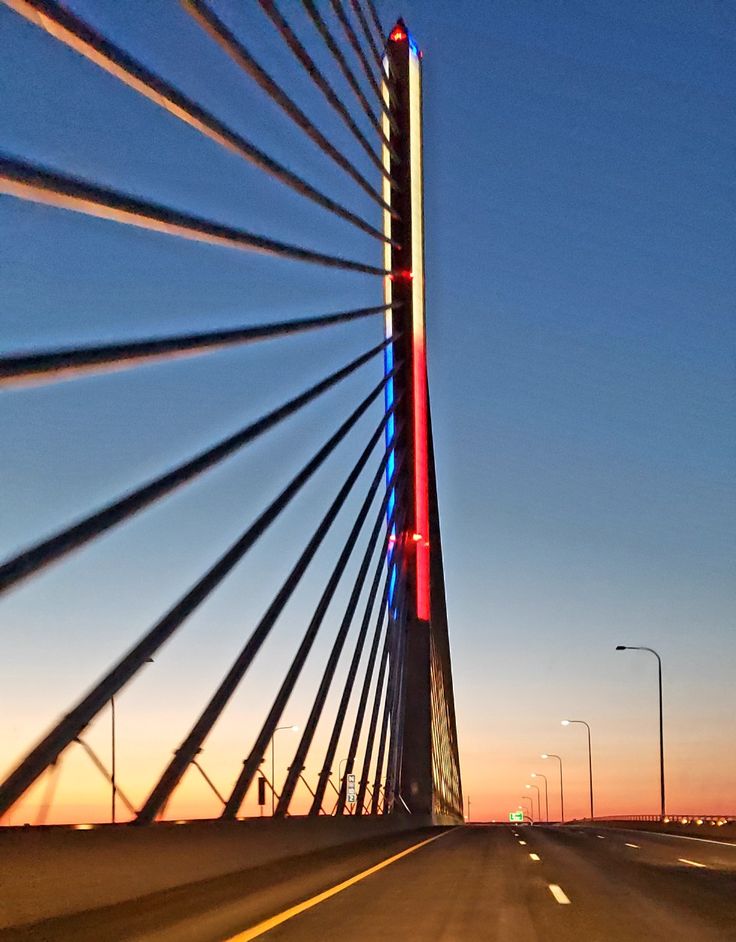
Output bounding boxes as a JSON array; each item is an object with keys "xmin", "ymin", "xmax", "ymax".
[
  {"xmin": 408, "ymin": 41, "xmax": 430, "ymax": 621},
  {"xmin": 413, "ymin": 329, "xmax": 430, "ymax": 620}
]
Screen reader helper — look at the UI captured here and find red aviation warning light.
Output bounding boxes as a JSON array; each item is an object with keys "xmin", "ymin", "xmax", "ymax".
[{"xmin": 389, "ymin": 19, "xmax": 420, "ymax": 56}]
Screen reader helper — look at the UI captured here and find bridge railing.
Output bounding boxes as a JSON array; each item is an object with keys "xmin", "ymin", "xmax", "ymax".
[{"xmin": 584, "ymin": 814, "xmax": 735, "ymax": 826}]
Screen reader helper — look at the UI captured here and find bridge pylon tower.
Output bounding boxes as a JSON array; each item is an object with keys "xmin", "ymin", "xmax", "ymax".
[{"xmin": 381, "ymin": 20, "xmax": 463, "ymax": 822}]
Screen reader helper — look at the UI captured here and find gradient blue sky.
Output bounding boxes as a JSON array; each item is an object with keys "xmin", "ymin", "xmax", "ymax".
[{"xmin": 1, "ymin": 0, "xmax": 734, "ymax": 823}]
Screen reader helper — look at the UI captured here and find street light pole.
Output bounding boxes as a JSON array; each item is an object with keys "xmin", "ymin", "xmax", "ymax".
[
  {"xmin": 526, "ymin": 783, "xmax": 541, "ymax": 822},
  {"xmin": 531, "ymin": 772, "xmax": 549, "ymax": 822},
  {"xmin": 270, "ymin": 725, "xmax": 299, "ymax": 816},
  {"xmin": 110, "ymin": 694, "xmax": 116, "ymax": 824},
  {"xmin": 616, "ymin": 645, "xmax": 665, "ymax": 818},
  {"xmin": 520, "ymin": 795, "xmax": 534, "ymax": 822},
  {"xmin": 110, "ymin": 656, "xmax": 152, "ymax": 824},
  {"xmin": 561, "ymin": 719, "xmax": 594, "ymax": 820},
  {"xmin": 541, "ymin": 753, "xmax": 564, "ymax": 823}
]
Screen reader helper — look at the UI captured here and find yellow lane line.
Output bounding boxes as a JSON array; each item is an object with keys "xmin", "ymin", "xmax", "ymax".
[{"xmin": 224, "ymin": 830, "xmax": 453, "ymax": 941}]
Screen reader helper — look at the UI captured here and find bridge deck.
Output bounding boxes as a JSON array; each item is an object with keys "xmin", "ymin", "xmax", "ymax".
[{"xmin": 3, "ymin": 824, "xmax": 736, "ymax": 941}]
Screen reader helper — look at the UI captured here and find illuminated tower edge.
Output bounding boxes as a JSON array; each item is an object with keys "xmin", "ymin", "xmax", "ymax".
[{"xmin": 382, "ymin": 20, "xmax": 429, "ymax": 624}]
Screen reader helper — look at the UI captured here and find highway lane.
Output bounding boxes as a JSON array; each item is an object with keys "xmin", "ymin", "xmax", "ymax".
[
  {"xmin": 3, "ymin": 824, "xmax": 735, "ymax": 941},
  {"xmin": 251, "ymin": 824, "xmax": 736, "ymax": 942}
]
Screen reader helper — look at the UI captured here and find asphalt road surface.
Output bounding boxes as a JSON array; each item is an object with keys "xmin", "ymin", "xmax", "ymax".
[{"xmin": 4, "ymin": 824, "xmax": 736, "ymax": 941}]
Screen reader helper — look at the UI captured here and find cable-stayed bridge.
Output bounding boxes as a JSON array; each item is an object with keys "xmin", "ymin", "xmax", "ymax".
[
  {"xmin": 3, "ymin": 5, "xmax": 735, "ymax": 941},
  {"xmin": 0, "ymin": 2, "xmax": 469, "ymax": 929},
  {"xmin": 1, "ymin": 0, "xmax": 462, "ymax": 828}
]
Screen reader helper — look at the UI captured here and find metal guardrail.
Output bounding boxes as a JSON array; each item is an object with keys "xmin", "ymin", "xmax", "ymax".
[{"xmin": 573, "ymin": 814, "xmax": 736, "ymax": 827}]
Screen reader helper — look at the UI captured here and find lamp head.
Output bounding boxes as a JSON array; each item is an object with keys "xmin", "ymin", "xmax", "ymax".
[
  {"xmin": 525, "ymin": 784, "xmax": 531, "ymax": 789},
  {"xmin": 531, "ymin": 773, "xmax": 537, "ymax": 778},
  {"xmin": 541, "ymin": 753, "xmax": 549, "ymax": 759},
  {"xmin": 291, "ymin": 725, "xmax": 299, "ymax": 732},
  {"xmin": 561, "ymin": 719, "xmax": 570, "ymax": 726},
  {"xmin": 615, "ymin": 645, "xmax": 627, "ymax": 651}
]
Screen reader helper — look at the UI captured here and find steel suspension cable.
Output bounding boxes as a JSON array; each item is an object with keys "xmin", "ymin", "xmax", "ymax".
[
  {"xmin": 333, "ymin": 556, "xmax": 396, "ymax": 816},
  {"xmin": 384, "ymin": 574, "xmax": 411, "ymax": 813},
  {"xmin": 222, "ymin": 432, "xmax": 399, "ymax": 819},
  {"xmin": 0, "ymin": 375, "xmax": 396, "ymax": 819},
  {"xmin": 0, "ymin": 302, "xmax": 397, "ymax": 389},
  {"xmin": 348, "ymin": 0, "xmax": 384, "ymax": 73},
  {"xmin": 74, "ymin": 738, "xmax": 137, "ymax": 816},
  {"xmin": 329, "ymin": 0, "xmax": 392, "ymax": 110},
  {"xmin": 33, "ymin": 760, "xmax": 62, "ymax": 827},
  {"xmin": 313, "ymin": 564, "xmax": 388, "ymax": 815},
  {"xmin": 0, "ymin": 339, "xmax": 391, "ymax": 597},
  {"xmin": 373, "ymin": 655, "xmax": 398, "ymax": 814},
  {"xmin": 355, "ymin": 534, "xmax": 409, "ymax": 815},
  {"xmin": 191, "ymin": 759, "xmax": 226, "ymax": 806},
  {"xmin": 330, "ymin": 0, "xmax": 398, "ymax": 116},
  {"xmin": 0, "ymin": 156, "xmax": 386, "ymax": 274},
  {"xmin": 276, "ymin": 460, "xmax": 402, "ymax": 816},
  {"xmin": 184, "ymin": 0, "xmax": 394, "ymax": 218},
  {"xmin": 333, "ymin": 565, "xmax": 393, "ymax": 816},
  {"xmin": 369, "ymin": 565, "xmax": 408, "ymax": 814},
  {"xmin": 309, "ymin": 497, "xmax": 404, "ymax": 815},
  {"xmin": 365, "ymin": 0, "xmax": 385, "ymax": 45},
  {"xmin": 301, "ymin": 0, "xmax": 396, "ymax": 135},
  {"xmin": 354, "ymin": 620, "xmax": 389, "ymax": 814},
  {"xmin": 256, "ymin": 0, "xmax": 398, "ymax": 176},
  {"xmin": 1, "ymin": 0, "xmax": 388, "ymax": 243},
  {"xmin": 361, "ymin": 584, "xmax": 406, "ymax": 814},
  {"xmin": 135, "ymin": 408, "xmax": 397, "ymax": 823}
]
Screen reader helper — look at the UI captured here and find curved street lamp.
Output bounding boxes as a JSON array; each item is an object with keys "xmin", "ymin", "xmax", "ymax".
[
  {"xmin": 525, "ymin": 783, "xmax": 541, "ymax": 822},
  {"xmin": 541, "ymin": 753, "xmax": 565, "ymax": 823},
  {"xmin": 520, "ymin": 795, "xmax": 534, "ymax": 822},
  {"xmin": 531, "ymin": 772, "xmax": 549, "ymax": 822},
  {"xmin": 561, "ymin": 719, "xmax": 594, "ymax": 820},
  {"xmin": 616, "ymin": 645, "xmax": 665, "ymax": 818}
]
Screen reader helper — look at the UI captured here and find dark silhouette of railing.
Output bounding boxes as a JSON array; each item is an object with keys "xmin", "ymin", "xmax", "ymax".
[
  {"xmin": 0, "ymin": 0, "xmax": 462, "ymax": 827},
  {"xmin": 584, "ymin": 814, "xmax": 736, "ymax": 824}
]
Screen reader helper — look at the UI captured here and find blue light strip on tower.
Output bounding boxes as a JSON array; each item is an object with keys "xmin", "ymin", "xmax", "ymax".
[{"xmin": 381, "ymin": 52, "xmax": 398, "ymax": 614}]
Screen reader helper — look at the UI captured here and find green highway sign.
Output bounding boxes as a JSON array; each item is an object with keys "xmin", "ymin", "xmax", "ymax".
[{"xmin": 509, "ymin": 811, "xmax": 524, "ymax": 822}]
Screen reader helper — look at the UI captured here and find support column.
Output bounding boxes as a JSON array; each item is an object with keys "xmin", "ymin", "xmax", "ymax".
[{"xmin": 383, "ymin": 20, "xmax": 433, "ymax": 816}]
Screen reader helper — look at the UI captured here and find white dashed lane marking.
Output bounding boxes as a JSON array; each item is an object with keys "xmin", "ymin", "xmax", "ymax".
[
  {"xmin": 679, "ymin": 858, "xmax": 707, "ymax": 868},
  {"xmin": 529, "ymin": 853, "xmax": 540, "ymax": 861},
  {"xmin": 625, "ymin": 843, "xmax": 639, "ymax": 848},
  {"xmin": 548, "ymin": 884, "xmax": 571, "ymax": 904}
]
